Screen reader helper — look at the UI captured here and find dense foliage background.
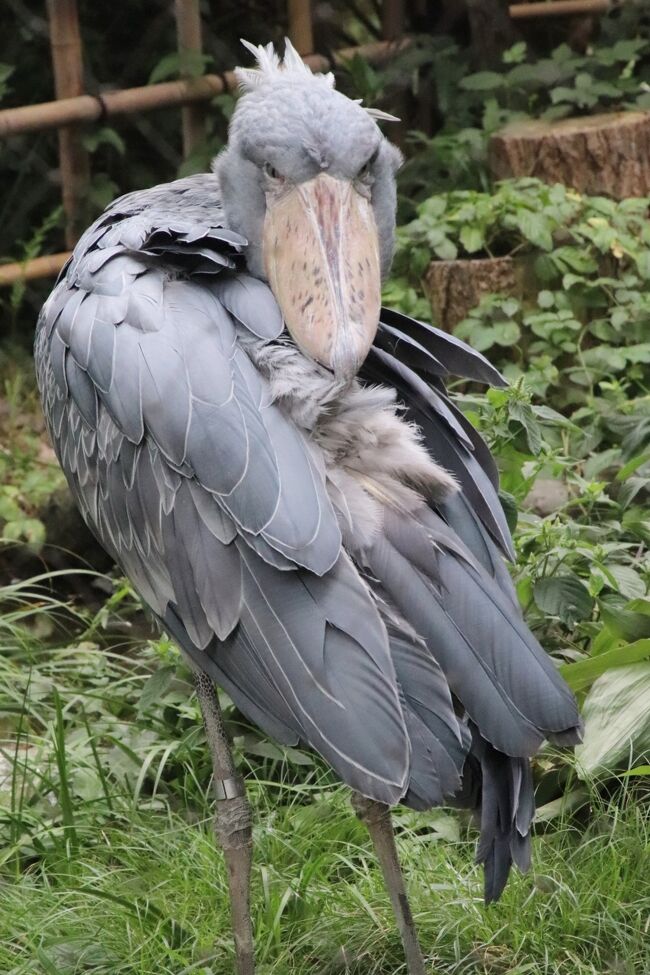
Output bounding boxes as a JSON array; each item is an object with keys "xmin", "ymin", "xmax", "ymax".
[{"xmin": 1, "ymin": 2, "xmax": 649, "ymax": 973}]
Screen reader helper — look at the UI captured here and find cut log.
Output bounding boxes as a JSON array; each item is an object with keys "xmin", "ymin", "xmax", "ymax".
[
  {"xmin": 488, "ymin": 111, "xmax": 650, "ymax": 199},
  {"xmin": 424, "ymin": 256, "xmax": 527, "ymax": 332}
]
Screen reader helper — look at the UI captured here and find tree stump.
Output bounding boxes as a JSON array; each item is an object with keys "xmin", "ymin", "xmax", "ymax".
[
  {"xmin": 488, "ymin": 111, "xmax": 650, "ymax": 199},
  {"xmin": 424, "ymin": 255, "xmax": 527, "ymax": 332}
]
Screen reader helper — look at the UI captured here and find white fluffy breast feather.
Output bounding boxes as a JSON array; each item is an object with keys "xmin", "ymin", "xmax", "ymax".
[{"xmin": 240, "ymin": 333, "xmax": 458, "ymax": 552}]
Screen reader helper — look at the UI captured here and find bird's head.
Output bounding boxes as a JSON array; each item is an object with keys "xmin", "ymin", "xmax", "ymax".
[{"xmin": 214, "ymin": 39, "xmax": 402, "ymax": 380}]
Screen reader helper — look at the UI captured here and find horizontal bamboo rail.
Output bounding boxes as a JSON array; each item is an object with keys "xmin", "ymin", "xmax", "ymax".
[
  {"xmin": 0, "ymin": 252, "xmax": 70, "ymax": 286},
  {"xmin": 0, "ymin": 40, "xmax": 406, "ymax": 139},
  {"xmin": 509, "ymin": 0, "xmax": 620, "ymax": 19},
  {"xmin": 0, "ymin": 75, "xmax": 235, "ymax": 138}
]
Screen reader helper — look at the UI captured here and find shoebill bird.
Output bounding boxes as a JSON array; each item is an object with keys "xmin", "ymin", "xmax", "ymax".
[{"xmin": 35, "ymin": 39, "xmax": 582, "ymax": 974}]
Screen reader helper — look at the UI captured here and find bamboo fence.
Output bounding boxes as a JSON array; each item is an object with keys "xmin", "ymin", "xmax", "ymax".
[
  {"xmin": 0, "ymin": 1, "xmax": 413, "ymax": 286},
  {"xmin": 0, "ymin": 0, "xmax": 624, "ymax": 287}
]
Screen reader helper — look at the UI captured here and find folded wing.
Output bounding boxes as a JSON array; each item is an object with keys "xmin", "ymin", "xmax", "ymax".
[{"xmin": 35, "ymin": 177, "xmax": 413, "ymax": 805}]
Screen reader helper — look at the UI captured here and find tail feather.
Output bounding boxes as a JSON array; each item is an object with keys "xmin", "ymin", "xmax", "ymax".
[{"xmin": 467, "ymin": 727, "xmax": 534, "ymax": 903}]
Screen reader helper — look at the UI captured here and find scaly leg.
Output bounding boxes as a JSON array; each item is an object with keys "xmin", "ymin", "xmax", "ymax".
[
  {"xmin": 194, "ymin": 670, "xmax": 255, "ymax": 975},
  {"xmin": 352, "ymin": 793, "xmax": 427, "ymax": 975}
]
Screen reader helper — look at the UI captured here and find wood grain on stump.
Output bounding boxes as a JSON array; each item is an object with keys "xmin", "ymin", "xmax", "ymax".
[
  {"xmin": 424, "ymin": 256, "xmax": 525, "ymax": 332},
  {"xmin": 488, "ymin": 111, "xmax": 650, "ymax": 199}
]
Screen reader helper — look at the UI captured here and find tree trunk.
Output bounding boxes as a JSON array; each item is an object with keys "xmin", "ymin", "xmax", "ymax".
[
  {"xmin": 488, "ymin": 111, "xmax": 650, "ymax": 199},
  {"xmin": 424, "ymin": 256, "xmax": 527, "ymax": 332},
  {"xmin": 466, "ymin": 0, "xmax": 520, "ymax": 68}
]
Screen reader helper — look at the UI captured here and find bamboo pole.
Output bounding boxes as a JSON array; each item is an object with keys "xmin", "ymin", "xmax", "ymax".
[
  {"xmin": 288, "ymin": 0, "xmax": 314, "ymax": 55},
  {"xmin": 174, "ymin": 0, "xmax": 207, "ymax": 157},
  {"xmin": 509, "ymin": 0, "xmax": 618, "ymax": 19},
  {"xmin": 46, "ymin": 0, "xmax": 90, "ymax": 247},
  {"xmin": 382, "ymin": 0, "xmax": 405, "ymax": 41},
  {"xmin": 0, "ymin": 40, "xmax": 406, "ymax": 139},
  {"xmin": 0, "ymin": 252, "xmax": 70, "ymax": 287},
  {"xmin": 381, "ymin": 2, "xmax": 406, "ymax": 149}
]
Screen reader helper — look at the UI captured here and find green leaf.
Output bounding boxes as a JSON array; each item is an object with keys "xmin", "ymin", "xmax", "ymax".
[
  {"xmin": 606, "ymin": 564, "xmax": 647, "ymax": 600},
  {"xmin": 138, "ymin": 666, "xmax": 176, "ymax": 713},
  {"xmin": 560, "ymin": 639, "xmax": 650, "ymax": 692},
  {"xmin": 534, "ymin": 574, "xmax": 594, "ymax": 624},
  {"xmin": 625, "ymin": 343, "xmax": 650, "ymax": 364},
  {"xmin": 577, "ymin": 662, "xmax": 650, "ymax": 777},
  {"xmin": 500, "ymin": 297, "xmax": 520, "ymax": 317},
  {"xmin": 609, "ymin": 38, "xmax": 648, "ymax": 61},
  {"xmin": 419, "ymin": 197, "xmax": 447, "ymax": 219},
  {"xmin": 575, "ymin": 72, "xmax": 593, "ymax": 90},
  {"xmin": 460, "ymin": 71, "xmax": 505, "ymax": 91},
  {"xmin": 82, "ymin": 126, "xmax": 126, "ymax": 156},
  {"xmin": 508, "ymin": 400, "xmax": 543, "ymax": 454},
  {"xmin": 515, "ymin": 211, "xmax": 553, "ymax": 251},
  {"xmin": 340, "ymin": 54, "xmax": 382, "ymax": 102},
  {"xmin": 618, "ymin": 477, "xmax": 650, "ymax": 510},
  {"xmin": 503, "ymin": 42, "xmax": 527, "ymax": 65},
  {"xmin": 621, "ymin": 765, "xmax": 650, "ymax": 777},
  {"xmin": 491, "ymin": 320, "xmax": 520, "ymax": 346},
  {"xmin": 149, "ymin": 52, "xmax": 184, "ymax": 84},
  {"xmin": 459, "ymin": 225, "xmax": 484, "ymax": 254},
  {"xmin": 148, "ymin": 50, "xmax": 211, "ymax": 84},
  {"xmin": 537, "ymin": 290, "xmax": 555, "ymax": 309},
  {"xmin": 238, "ymin": 736, "xmax": 284, "ymax": 761},
  {"xmin": 599, "ymin": 598, "xmax": 650, "ymax": 642},
  {"xmin": 582, "ymin": 346, "xmax": 627, "ymax": 373},
  {"xmin": 455, "ymin": 323, "xmax": 494, "ymax": 352},
  {"xmin": 2, "ymin": 518, "xmax": 45, "ymax": 545},
  {"xmin": 616, "ymin": 453, "xmax": 650, "ymax": 481},
  {"xmin": 283, "ymin": 746, "xmax": 315, "ymax": 767}
]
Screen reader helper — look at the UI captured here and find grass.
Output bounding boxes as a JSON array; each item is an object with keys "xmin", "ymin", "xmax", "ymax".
[{"xmin": 1, "ymin": 575, "xmax": 649, "ymax": 975}]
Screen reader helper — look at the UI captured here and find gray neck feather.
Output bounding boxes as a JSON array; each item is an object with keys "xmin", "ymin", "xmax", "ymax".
[{"xmin": 239, "ymin": 331, "xmax": 458, "ymax": 552}]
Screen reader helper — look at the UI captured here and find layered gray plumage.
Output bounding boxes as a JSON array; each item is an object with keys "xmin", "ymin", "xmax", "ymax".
[{"xmin": 36, "ymin": 65, "xmax": 581, "ymax": 905}]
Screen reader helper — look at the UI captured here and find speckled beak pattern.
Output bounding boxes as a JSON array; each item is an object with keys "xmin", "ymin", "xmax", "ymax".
[{"xmin": 263, "ymin": 172, "xmax": 381, "ymax": 379}]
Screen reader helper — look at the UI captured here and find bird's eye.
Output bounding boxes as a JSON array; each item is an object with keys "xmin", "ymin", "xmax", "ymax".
[
  {"xmin": 356, "ymin": 150, "xmax": 378, "ymax": 182},
  {"xmin": 264, "ymin": 162, "xmax": 282, "ymax": 180}
]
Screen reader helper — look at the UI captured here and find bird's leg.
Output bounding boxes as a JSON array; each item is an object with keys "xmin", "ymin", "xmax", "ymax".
[
  {"xmin": 352, "ymin": 793, "xmax": 427, "ymax": 975},
  {"xmin": 194, "ymin": 670, "xmax": 255, "ymax": 975}
]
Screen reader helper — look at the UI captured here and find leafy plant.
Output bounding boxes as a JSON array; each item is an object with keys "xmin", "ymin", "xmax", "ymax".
[
  {"xmin": 460, "ymin": 37, "xmax": 650, "ymax": 121},
  {"xmin": 394, "ymin": 178, "xmax": 650, "ymax": 776},
  {"xmin": 391, "ymin": 179, "xmax": 650, "ymax": 407},
  {"xmin": 396, "ymin": 23, "xmax": 650, "ymax": 209},
  {"xmin": 454, "ymin": 377, "xmax": 649, "ymax": 779},
  {"xmin": 394, "ymin": 178, "xmax": 582, "ymax": 270},
  {"xmin": 0, "ymin": 360, "xmax": 66, "ymax": 548}
]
